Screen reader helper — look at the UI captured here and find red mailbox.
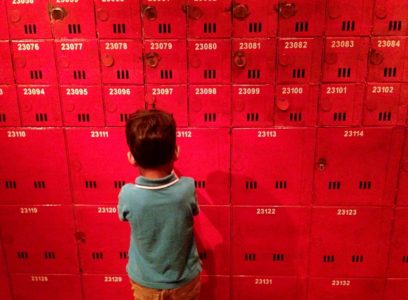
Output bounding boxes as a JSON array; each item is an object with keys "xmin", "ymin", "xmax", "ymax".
[
  {"xmin": 364, "ymin": 83, "xmax": 408, "ymax": 126},
  {"xmin": 275, "ymin": 84, "xmax": 318, "ymax": 126},
  {"xmin": 232, "ymin": 276, "xmax": 306, "ymax": 300},
  {"xmin": 186, "ymin": 0, "xmax": 231, "ymax": 38},
  {"xmin": 145, "ymin": 85, "xmax": 188, "ymax": 127},
  {"xmin": 388, "ymin": 208, "xmax": 408, "ymax": 277},
  {"xmin": 325, "ymin": 0, "xmax": 374, "ymax": 36},
  {"xmin": 372, "ymin": 0, "xmax": 408, "ymax": 35},
  {"xmin": 314, "ymin": 127, "xmax": 404, "ymax": 206},
  {"xmin": 189, "ymin": 85, "xmax": 231, "ymax": 127},
  {"xmin": 6, "ymin": 0, "xmax": 52, "ymax": 39},
  {"xmin": 310, "ymin": 207, "xmax": 393, "ymax": 277},
  {"xmin": 55, "ymin": 40, "xmax": 100, "ymax": 85},
  {"xmin": 277, "ymin": 38, "xmax": 322, "ymax": 83},
  {"xmin": 195, "ymin": 205, "xmax": 230, "ymax": 275},
  {"xmin": 175, "ymin": 128, "xmax": 230, "ymax": 205},
  {"xmin": 0, "ymin": 128, "xmax": 71, "ymax": 204},
  {"xmin": 188, "ymin": 39, "xmax": 231, "ymax": 84},
  {"xmin": 277, "ymin": 0, "xmax": 325, "ymax": 36},
  {"xmin": 232, "ymin": 128, "xmax": 315, "ymax": 205},
  {"xmin": 200, "ymin": 275, "xmax": 230, "ymax": 300},
  {"xmin": 61, "ymin": 86, "xmax": 105, "ymax": 127},
  {"xmin": 232, "ymin": 206, "xmax": 310, "ymax": 275},
  {"xmin": 18, "ymin": 85, "xmax": 62, "ymax": 126},
  {"xmin": 12, "ymin": 40, "xmax": 58, "ymax": 84},
  {"xmin": 232, "ymin": 0, "xmax": 277, "ymax": 37},
  {"xmin": 10, "ymin": 274, "xmax": 82, "ymax": 300},
  {"xmin": 82, "ymin": 274, "xmax": 132, "ymax": 300},
  {"xmin": 65, "ymin": 127, "xmax": 134, "ymax": 204},
  {"xmin": 322, "ymin": 37, "xmax": 369, "ymax": 82},
  {"xmin": 0, "ymin": 205, "xmax": 79, "ymax": 273},
  {"xmin": 95, "ymin": 0, "xmax": 141, "ymax": 39},
  {"xmin": 368, "ymin": 36, "xmax": 408, "ymax": 82},
  {"xmin": 75, "ymin": 205, "xmax": 130, "ymax": 273},
  {"xmin": 100, "ymin": 40, "xmax": 143, "ymax": 84},
  {"xmin": 144, "ymin": 39, "xmax": 187, "ymax": 84},
  {"xmin": 0, "ymin": 85, "xmax": 20, "ymax": 126},
  {"xmin": 319, "ymin": 84, "xmax": 364, "ymax": 126},
  {"xmin": 49, "ymin": 0, "xmax": 96, "ymax": 38},
  {"xmin": 0, "ymin": 273, "xmax": 12, "ymax": 300},
  {"xmin": 385, "ymin": 279, "xmax": 408, "ymax": 300},
  {"xmin": 104, "ymin": 85, "xmax": 145, "ymax": 127},
  {"xmin": 232, "ymin": 85, "xmax": 274, "ymax": 127},
  {"xmin": 0, "ymin": 41, "xmax": 14, "ymax": 84},
  {"xmin": 232, "ymin": 39, "xmax": 276, "ymax": 84},
  {"xmin": 398, "ymin": 130, "xmax": 408, "ymax": 206},
  {"xmin": 308, "ymin": 278, "xmax": 386, "ymax": 300}
]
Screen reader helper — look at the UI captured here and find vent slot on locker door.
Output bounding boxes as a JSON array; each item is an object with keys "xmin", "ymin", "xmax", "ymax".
[
  {"xmin": 384, "ymin": 67, "xmax": 397, "ymax": 77},
  {"xmin": 114, "ymin": 180, "xmax": 125, "ymax": 189},
  {"xmin": 24, "ymin": 24, "xmax": 37, "ymax": 34},
  {"xmin": 333, "ymin": 112, "xmax": 347, "ymax": 122},
  {"xmin": 73, "ymin": 70, "xmax": 86, "ymax": 80},
  {"xmin": 204, "ymin": 69, "xmax": 216, "ymax": 79},
  {"xmin": 292, "ymin": 69, "xmax": 305, "ymax": 78},
  {"xmin": 44, "ymin": 251, "xmax": 56, "ymax": 259},
  {"xmin": 68, "ymin": 24, "xmax": 82, "ymax": 34},
  {"xmin": 246, "ymin": 113, "xmax": 259, "ymax": 122},
  {"xmin": 160, "ymin": 70, "xmax": 173, "ymax": 79},
  {"xmin": 30, "ymin": 70, "xmax": 43, "ymax": 80},
  {"xmin": 341, "ymin": 20, "xmax": 355, "ymax": 31},
  {"xmin": 117, "ymin": 70, "xmax": 130, "ymax": 80},
  {"xmin": 119, "ymin": 251, "xmax": 128, "ymax": 259},
  {"xmin": 85, "ymin": 180, "xmax": 97, "ymax": 189},
  {"xmin": 35, "ymin": 113, "xmax": 48, "ymax": 122},
  {"xmin": 272, "ymin": 253, "xmax": 285, "ymax": 262},
  {"xmin": 34, "ymin": 180, "xmax": 46, "ymax": 189},
  {"xmin": 337, "ymin": 68, "xmax": 351, "ymax": 78},
  {"xmin": 248, "ymin": 69, "xmax": 260, "ymax": 79},
  {"xmin": 120, "ymin": 113, "xmax": 130, "ymax": 122},
  {"xmin": 203, "ymin": 23, "xmax": 216, "ymax": 33},
  {"xmin": 204, "ymin": 113, "xmax": 217, "ymax": 122},
  {"xmin": 113, "ymin": 24, "xmax": 126, "ymax": 34},
  {"xmin": 388, "ymin": 20, "xmax": 402, "ymax": 31},
  {"xmin": 289, "ymin": 112, "xmax": 302, "ymax": 122},
  {"xmin": 352, "ymin": 255, "xmax": 364, "ymax": 263},
  {"xmin": 245, "ymin": 253, "xmax": 256, "ymax": 261},
  {"xmin": 245, "ymin": 181, "xmax": 257, "ymax": 190},
  {"xmin": 77, "ymin": 113, "xmax": 90, "ymax": 122},
  {"xmin": 5, "ymin": 180, "xmax": 17, "ymax": 189},
  {"xmin": 359, "ymin": 181, "xmax": 372, "ymax": 190},
  {"xmin": 17, "ymin": 251, "xmax": 29, "ymax": 259},
  {"xmin": 403, "ymin": 256, "xmax": 408, "ymax": 263},
  {"xmin": 275, "ymin": 180, "xmax": 287, "ymax": 189},
  {"xmin": 328, "ymin": 181, "xmax": 341, "ymax": 190},
  {"xmin": 323, "ymin": 255, "xmax": 335, "ymax": 263},
  {"xmin": 158, "ymin": 24, "xmax": 171, "ymax": 34},
  {"xmin": 195, "ymin": 180, "xmax": 206, "ymax": 189},
  {"xmin": 0, "ymin": 113, "xmax": 6, "ymax": 122},
  {"xmin": 199, "ymin": 252, "xmax": 207, "ymax": 260},
  {"xmin": 295, "ymin": 21, "xmax": 309, "ymax": 32},
  {"xmin": 92, "ymin": 252, "xmax": 104, "ymax": 260},
  {"xmin": 378, "ymin": 112, "xmax": 392, "ymax": 122},
  {"xmin": 249, "ymin": 22, "xmax": 263, "ymax": 33}
]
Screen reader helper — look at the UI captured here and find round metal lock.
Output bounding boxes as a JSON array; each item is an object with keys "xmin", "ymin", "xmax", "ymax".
[
  {"xmin": 59, "ymin": 57, "xmax": 70, "ymax": 69},
  {"xmin": 320, "ymin": 99, "xmax": 332, "ymax": 112},
  {"xmin": 145, "ymin": 52, "xmax": 160, "ymax": 68},
  {"xmin": 233, "ymin": 51, "xmax": 246, "ymax": 68},
  {"xmin": 97, "ymin": 9, "xmax": 109, "ymax": 22},
  {"xmin": 279, "ymin": 3, "xmax": 296, "ymax": 19},
  {"xmin": 375, "ymin": 6, "xmax": 387, "ymax": 19},
  {"xmin": 50, "ymin": 7, "xmax": 67, "ymax": 21},
  {"xmin": 317, "ymin": 158, "xmax": 326, "ymax": 171},
  {"xmin": 9, "ymin": 10, "xmax": 21, "ymax": 23},
  {"xmin": 325, "ymin": 52, "xmax": 338, "ymax": 65},
  {"xmin": 369, "ymin": 49, "xmax": 384, "ymax": 65},
  {"xmin": 22, "ymin": 103, "xmax": 32, "ymax": 112},
  {"xmin": 365, "ymin": 99, "xmax": 378, "ymax": 111},
  {"xmin": 276, "ymin": 98, "xmax": 290, "ymax": 111},
  {"xmin": 106, "ymin": 102, "xmax": 117, "ymax": 113},
  {"xmin": 189, "ymin": 54, "xmax": 201, "ymax": 68},
  {"xmin": 143, "ymin": 6, "xmax": 157, "ymax": 21},
  {"xmin": 327, "ymin": 6, "xmax": 340, "ymax": 19},
  {"xmin": 145, "ymin": 94, "xmax": 157, "ymax": 107},
  {"xmin": 65, "ymin": 103, "xmax": 75, "ymax": 112},
  {"xmin": 234, "ymin": 97, "xmax": 245, "ymax": 112},
  {"xmin": 278, "ymin": 53, "xmax": 290, "ymax": 66},
  {"xmin": 190, "ymin": 98, "xmax": 203, "ymax": 112},
  {"xmin": 185, "ymin": 5, "xmax": 203, "ymax": 20},
  {"xmin": 101, "ymin": 54, "xmax": 115, "ymax": 67},
  {"xmin": 233, "ymin": 4, "xmax": 250, "ymax": 20},
  {"xmin": 14, "ymin": 56, "xmax": 27, "ymax": 68}
]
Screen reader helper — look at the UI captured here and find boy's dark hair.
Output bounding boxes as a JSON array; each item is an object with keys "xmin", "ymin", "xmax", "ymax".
[{"xmin": 126, "ymin": 109, "xmax": 176, "ymax": 168}]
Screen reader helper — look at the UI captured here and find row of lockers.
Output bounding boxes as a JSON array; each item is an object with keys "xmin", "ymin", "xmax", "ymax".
[
  {"xmin": 1, "ymin": 0, "xmax": 408, "ymax": 39},
  {"xmin": 1, "ymin": 83, "xmax": 408, "ymax": 127},
  {"xmin": 0, "ymin": 274, "xmax": 407, "ymax": 300},
  {"xmin": 1, "ymin": 127, "xmax": 407, "ymax": 206},
  {"xmin": 1, "ymin": 38, "xmax": 408, "ymax": 85},
  {"xmin": 0, "ymin": 205, "xmax": 407, "ymax": 277}
]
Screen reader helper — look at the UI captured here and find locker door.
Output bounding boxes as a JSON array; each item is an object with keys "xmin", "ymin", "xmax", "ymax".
[
  {"xmin": 372, "ymin": 0, "xmax": 408, "ymax": 35},
  {"xmin": 388, "ymin": 208, "xmax": 408, "ymax": 276},
  {"xmin": 82, "ymin": 274, "xmax": 132, "ymax": 300}
]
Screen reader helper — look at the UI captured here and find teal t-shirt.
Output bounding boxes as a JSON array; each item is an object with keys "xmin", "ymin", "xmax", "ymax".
[{"xmin": 117, "ymin": 172, "xmax": 202, "ymax": 289}]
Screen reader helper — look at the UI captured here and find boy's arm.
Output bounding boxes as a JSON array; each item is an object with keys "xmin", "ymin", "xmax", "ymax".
[
  {"xmin": 192, "ymin": 186, "xmax": 199, "ymax": 216},
  {"xmin": 117, "ymin": 187, "xmax": 130, "ymax": 222}
]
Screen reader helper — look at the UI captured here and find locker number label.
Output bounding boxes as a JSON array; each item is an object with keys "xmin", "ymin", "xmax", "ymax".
[
  {"xmin": 256, "ymin": 208, "xmax": 276, "ymax": 215},
  {"xmin": 326, "ymin": 86, "xmax": 347, "ymax": 94},
  {"xmin": 7, "ymin": 130, "xmax": 26, "ymax": 138},
  {"xmin": 337, "ymin": 209, "xmax": 357, "ymax": 216},
  {"xmin": 177, "ymin": 131, "xmax": 192, "ymax": 138},
  {"xmin": 66, "ymin": 88, "xmax": 88, "ymax": 96},
  {"xmin": 257, "ymin": 130, "xmax": 277, "ymax": 138},
  {"xmin": 332, "ymin": 280, "xmax": 351, "ymax": 286},
  {"xmin": 152, "ymin": 88, "xmax": 173, "ymax": 95},
  {"xmin": 330, "ymin": 40, "xmax": 355, "ymax": 48},
  {"xmin": 109, "ymin": 88, "xmax": 131, "ymax": 95},
  {"xmin": 91, "ymin": 131, "xmax": 109, "ymax": 138},
  {"xmin": 282, "ymin": 87, "xmax": 303, "ymax": 94},
  {"xmin": 104, "ymin": 276, "xmax": 123, "ymax": 282},
  {"xmin": 195, "ymin": 87, "xmax": 216, "ymax": 95},
  {"xmin": 20, "ymin": 207, "xmax": 38, "ymax": 214},
  {"xmin": 12, "ymin": 0, "xmax": 34, "ymax": 4},
  {"xmin": 238, "ymin": 87, "xmax": 260, "ymax": 95},
  {"xmin": 344, "ymin": 130, "xmax": 364, "ymax": 137},
  {"xmin": 23, "ymin": 88, "xmax": 45, "ymax": 95},
  {"xmin": 150, "ymin": 42, "xmax": 173, "ymax": 50},
  {"xmin": 255, "ymin": 278, "xmax": 273, "ymax": 285},
  {"xmin": 98, "ymin": 207, "xmax": 117, "ymax": 214},
  {"xmin": 284, "ymin": 41, "xmax": 308, "ymax": 49},
  {"xmin": 372, "ymin": 86, "xmax": 394, "ymax": 94},
  {"xmin": 57, "ymin": 0, "xmax": 79, "ymax": 2},
  {"xmin": 60, "ymin": 43, "xmax": 83, "ymax": 51},
  {"xmin": 17, "ymin": 43, "xmax": 39, "ymax": 51},
  {"xmin": 239, "ymin": 42, "xmax": 261, "ymax": 50},
  {"xmin": 105, "ymin": 42, "xmax": 128, "ymax": 50},
  {"xmin": 31, "ymin": 276, "xmax": 48, "ymax": 282},
  {"xmin": 377, "ymin": 40, "xmax": 401, "ymax": 48},
  {"xmin": 195, "ymin": 43, "xmax": 217, "ymax": 51}
]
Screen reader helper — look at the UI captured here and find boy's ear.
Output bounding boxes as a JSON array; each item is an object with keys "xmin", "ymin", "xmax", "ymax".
[
  {"xmin": 174, "ymin": 145, "xmax": 180, "ymax": 161},
  {"xmin": 127, "ymin": 151, "xmax": 136, "ymax": 166}
]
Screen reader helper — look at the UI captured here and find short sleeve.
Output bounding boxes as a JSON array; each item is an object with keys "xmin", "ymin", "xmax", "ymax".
[
  {"xmin": 191, "ymin": 183, "xmax": 199, "ymax": 216},
  {"xmin": 118, "ymin": 185, "xmax": 131, "ymax": 222}
]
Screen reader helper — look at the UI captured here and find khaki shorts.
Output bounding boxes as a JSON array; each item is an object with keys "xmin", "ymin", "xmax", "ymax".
[{"xmin": 130, "ymin": 274, "xmax": 201, "ymax": 300}]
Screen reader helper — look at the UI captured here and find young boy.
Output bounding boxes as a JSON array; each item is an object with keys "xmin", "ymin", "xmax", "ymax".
[{"xmin": 118, "ymin": 109, "xmax": 202, "ymax": 300}]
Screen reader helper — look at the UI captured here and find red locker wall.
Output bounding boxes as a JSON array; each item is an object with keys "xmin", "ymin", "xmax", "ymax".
[{"xmin": 0, "ymin": 0, "xmax": 407, "ymax": 299}]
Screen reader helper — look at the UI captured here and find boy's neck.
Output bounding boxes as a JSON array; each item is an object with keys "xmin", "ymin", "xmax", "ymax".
[{"xmin": 139, "ymin": 163, "xmax": 174, "ymax": 179}]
